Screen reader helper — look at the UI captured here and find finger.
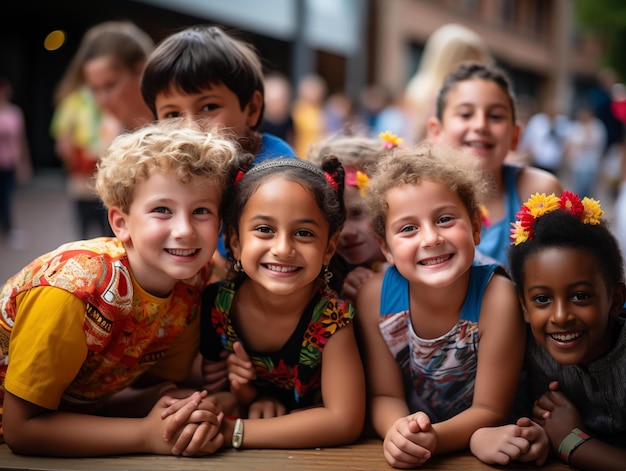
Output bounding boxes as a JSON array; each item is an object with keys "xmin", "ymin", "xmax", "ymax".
[
  {"xmin": 161, "ymin": 391, "xmax": 203, "ymax": 420},
  {"xmin": 163, "ymin": 397, "xmax": 203, "ymax": 441},
  {"xmin": 171, "ymin": 423, "xmax": 198, "ymax": 456},
  {"xmin": 232, "ymin": 341, "xmax": 251, "ymax": 362}
]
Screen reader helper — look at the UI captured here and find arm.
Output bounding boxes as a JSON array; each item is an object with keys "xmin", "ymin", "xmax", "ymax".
[
  {"xmin": 533, "ymin": 382, "xmax": 626, "ymax": 471},
  {"xmin": 431, "ymin": 273, "xmax": 526, "ymax": 454},
  {"xmin": 3, "ymin": 389, "xmax": 222, "ymax": 457},
  {"xmin": 223, "ymin": 322, "xmax": 366, "ymax": 449},
  {"xmin": 355, "ymin": 274, "xmax": 434, "ymax": 469}
]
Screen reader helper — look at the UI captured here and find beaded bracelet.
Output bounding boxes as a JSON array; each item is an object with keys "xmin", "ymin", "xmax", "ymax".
[{"xmin": 558, "ymin": 427, "xmax": 591, "ymax": 465}]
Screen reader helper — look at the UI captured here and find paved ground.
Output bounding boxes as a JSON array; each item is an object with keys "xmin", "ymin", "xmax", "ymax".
[{"xmin": 1, "ymin": 170, "xmax": 79, "ymax": 283}]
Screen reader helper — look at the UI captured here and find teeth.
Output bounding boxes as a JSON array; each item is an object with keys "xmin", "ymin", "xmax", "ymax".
[
  {"xmin": 468, "ymin": 142, "xmax": 490, "ymax": 149},
  {"xmin": 421, "ymin": 255, "xmax": 450, "ymax": 266},
  {"xmin": 551, "ymin": 332, "xmax": 582, "ymax": 342},
  {"xmin": 266, "ymin": 264, "xmax": 298, "ymax": 273},
  {"xmin": 167, "ymin": 248, "xmax": 197, "ymax": 256}
]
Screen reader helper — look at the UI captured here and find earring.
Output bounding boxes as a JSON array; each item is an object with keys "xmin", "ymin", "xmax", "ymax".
[
  {"xmin": 233, "ymin": 260, "xmax": 244, "ymax": 273},
  {"xmin": 323, "ymin": 265, "xmax": 333, "ymax": 285}
]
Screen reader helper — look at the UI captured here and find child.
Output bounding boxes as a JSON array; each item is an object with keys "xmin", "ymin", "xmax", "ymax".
[
  {"xmin": 196, "ymin": 157, "xmax": 365, "ymax": 449},
  {"xmin": 428, "ymin": 61, "xmax": 563, "ymax": 269},
  {"xmin": 470, "ymin": 191, "xmax": 626, "ymax": 470},
  {"xmin": 0, "ymin": 120, "xmax": 244, "ymax": 457},
  {"xmin": 307, "ymin": 134, "xmax": 390, "ymax": 300},
  {"xmin": 141, "ymin": 24, "xmax": 295, "ymax": 164},
  {"xmin": 355, "ymin": 142, "xmax": 526, "ymax": 468}
]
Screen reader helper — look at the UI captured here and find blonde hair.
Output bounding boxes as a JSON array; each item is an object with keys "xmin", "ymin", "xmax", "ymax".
[
  {"xmin": 404, "ymin": 24, "xmax": 492, "ymax": 141},
  {"xmin": 365, "ymin": 142, "xmax": 491, "ymax": 240},
  {"xmin": 95, "ymin": 120, "xmax": 248, "ymax": 213}
]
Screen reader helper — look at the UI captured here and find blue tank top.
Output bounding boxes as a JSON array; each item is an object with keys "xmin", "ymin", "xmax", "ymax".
[
  {"xmin": 477, "ymin": 164, "xmax": 522, "ymax": 268},
  {"xmin": 378, "ymin": 262, "xmax": 499, "ymax": 422}
]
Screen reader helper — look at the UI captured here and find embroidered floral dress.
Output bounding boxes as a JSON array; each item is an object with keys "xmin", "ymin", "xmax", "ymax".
[{"xmin": 200, "ymin": 280, "xmax": 354, "ymax": 411}]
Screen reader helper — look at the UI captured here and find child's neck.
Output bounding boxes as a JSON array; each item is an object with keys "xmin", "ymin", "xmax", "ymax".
[{"xmin": 407, "ymin": 272, "xmax": 470, "ymax": 339}]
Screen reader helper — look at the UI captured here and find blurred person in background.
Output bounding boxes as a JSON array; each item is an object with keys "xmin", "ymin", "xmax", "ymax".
[
  {"xmin": 50, "ymin": 21, "xmax": 154, "ymax": 239},
  {"xmin": 404, "ymin": 23, "xmax": 493, "ymax": 144},
  {"xmin": 0, "ymin": 76, "xmax": 31, "ymax": 248},
  {"xmin": 259, "ymin": 73, "xmax": 294, "ymax": 147},
  {"xmin": 292, "ymin": 74, "xmax": 327, "ymax": 158}
]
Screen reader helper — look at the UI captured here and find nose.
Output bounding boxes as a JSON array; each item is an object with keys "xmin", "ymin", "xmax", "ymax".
[
  {"xmin": 271, "ymin": 233, "xmax": 295, "ymax": 258},
  {"xmin": 550, "ymin": 298, "xmax": 571, "ymax": 325},
  {"xmin": 172, "ymin": 214, "xmax": 195, "ymax": 239},
  {"xmin": 341, "ymin": 219, "xmax": 358, "ymax": 239},
  {"xmin": 420, "ymin": 223, "xmax": 442, "ymax": 247},
  {"xmin": 471, "ymin": 111, "xmax": 488, "ymax": 132}
]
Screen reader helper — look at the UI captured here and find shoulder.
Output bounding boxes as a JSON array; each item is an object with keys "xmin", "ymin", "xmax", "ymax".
[
  {"xmin": 517, "ymin": 165, "xmax": 563, "ymax": 201},
  {"xmin": 256, "ymin": 133, "xmax": 297, "ymax": 161}
]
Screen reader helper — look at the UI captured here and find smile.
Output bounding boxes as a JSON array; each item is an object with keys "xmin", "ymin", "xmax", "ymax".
[
  {"xmin": 550, "ymin": 331, "xmax": 583, "ymax": 342},
  {"xmin": 265, "ymin": 264, "xmax": 300, "ymax": 273},
  {"xmin": 166, "ymin": 248, "xmax": 198, "ymax": 257},
  {"xmin": 419, "ymin": 254, "xmax": 452, "ymax": 266}
]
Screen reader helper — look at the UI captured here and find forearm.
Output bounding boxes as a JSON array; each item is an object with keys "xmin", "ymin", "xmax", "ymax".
[
  {"xmin": 433, "ymin": 405, "xmax": 507, "ymax": 454},
  {"xmin": 99, "ymin": 381, "xmax": 177, "ymax": 418},
  {"xmin": 370, "ymin": 395, "xmax": 410, "ymax": 438},
  {"xmin": 5, "ymin": 412, "xmax": 152, "ymax": 457},
  {"xmin": 566, "ymin": 437, "xmax": 626, "ymax": 471},
  {"xmin": 235, "ymin": 405, "xmax": 364, "ymax": 449}
]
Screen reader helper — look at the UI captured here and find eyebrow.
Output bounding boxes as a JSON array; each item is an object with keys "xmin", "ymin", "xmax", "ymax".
[{"xmin": 250, "ymin": 215, "xmax": 322, "ymax": 227}]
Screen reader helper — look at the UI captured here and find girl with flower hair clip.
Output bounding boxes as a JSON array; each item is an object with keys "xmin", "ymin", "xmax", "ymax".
[
  {"xmin": 356, "ymin": 141, "xmax": 525, "ymax": 468},
  {"xmin": 171, "ymin": 156, "xmax": 366, "ymax": 452},
  {"xmin": 470, "ymin": 191, "xmax": 626, "ymax": 470},
  {"xmin": 306, "ymin": 131, "xmax": 400, "ymax": 300}
]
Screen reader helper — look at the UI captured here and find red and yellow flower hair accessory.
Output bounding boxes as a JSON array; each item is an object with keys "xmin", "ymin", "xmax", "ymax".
[{"xmin": 510, "ymin": 191, "xmax": 603, "ymax": 245}]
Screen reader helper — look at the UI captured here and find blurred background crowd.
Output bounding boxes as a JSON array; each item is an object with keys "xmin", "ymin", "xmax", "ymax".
[{"xmin": 2, "ymin": 0, "xmax": 626, "ymax": 281}]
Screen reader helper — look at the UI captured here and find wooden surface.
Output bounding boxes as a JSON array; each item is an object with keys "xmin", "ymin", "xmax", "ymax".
[{"xmin": 0, "ymin": 439, "xmax": 570, "ymax": 470}]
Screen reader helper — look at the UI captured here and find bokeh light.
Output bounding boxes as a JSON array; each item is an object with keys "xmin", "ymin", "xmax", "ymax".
[{"xmin": 44, "ymin": 30, "xmax": 66, "ymax": 51}]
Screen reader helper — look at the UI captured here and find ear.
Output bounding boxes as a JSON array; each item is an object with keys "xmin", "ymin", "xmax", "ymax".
[
  {"xmin": 245, "ymin": 90, "xmax": 264, "ymax": 129},
  {"xmin": 518, "ymin": 293, "xmax": 531, "ymax": 323},
  {"xmin": 108, "ymin": 207, "xmax": 130, "ymax": 242},
  {"xmin": 323, "ymin": 231, "xmax": 340, "ymax": 266},
  {"xmin": 509, "ymin": 122, "xmax": 521, "ymax": 152},
  {"xmin": 609, "ymin": 282, "xmax": 626, "ymax": 318},
  {"xmin": 377, "ymin": 236, "xmax": 396, "ymax": 266},
  {"xmin": 228, "ymin": 226, "xmax": 242, "ymax": 261},
  {"xmin": 427, "ymin": 116, "xmax": 443, "ymax": 141},
  {"xmin": 471, "ymin": 212, "xmax": 482, "ymax": 246}
]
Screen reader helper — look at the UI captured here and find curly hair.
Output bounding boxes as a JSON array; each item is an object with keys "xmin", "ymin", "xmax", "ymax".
[
  {"xmin": 141, "ymin": 25, "xmax": 264, "ymax": 129},
  {"xmin": 365, "ymin": 142, "xmax": 492, "ymax": 240},
  {"xmin": 306, "ymin": 134, "xmax": 382, "ymax": 175},
  {"xmin": 508, "ymin": 210, "xmax": 625, "ymax": 292},
  {"xmin": 94, "ymin": 119, "xmax": 250, "ymax": 214}
]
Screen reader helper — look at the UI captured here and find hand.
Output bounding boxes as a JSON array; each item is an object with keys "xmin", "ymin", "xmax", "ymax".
[
  {"xmin": 201, "ymin": 352, "xmax": 229, "ymax": 393},
  {"xmin": 227, "ymin": 341, "xmax": 258, "ymax": 404},
  {"xmin": 142, "ymin": 391, "xmax": 223, "ymax": 455},
  {"xmin": 248, "ymin": 396, "xmax": 287, "ymax": 419},
  {"xmin": 470, "ymin": 417, "xmax": 549, "ymax": 465},
  {"xmin": 341, "ymin": 266, "xmax": 376, "ymax": 301},
  {"xmin": 382, "ymin": 412, "xmax": 436, "ymax": 469},
  {"xmin": 532, "ymin": 381, "xmax": 583, "ymax": 455}
]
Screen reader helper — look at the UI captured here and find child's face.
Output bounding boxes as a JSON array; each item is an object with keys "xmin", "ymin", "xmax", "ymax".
[
  {"xmin": 337, "ymin": 186, "xmax": 384, "ymax": 267},
  {"xmin": 229, "ymin": 176, "xmax": 338, "ymax": 297},
  {"xmin": 380, "ymin": 179, "xmax": 481, "ymax": 288},
  {"xmin": 428, "ymin": 79, "xmax": 520, "ymax": 174},
  {"xmin": 110, "ymin": 171, "xmax": 222, "ymax": 297},
  {"xmin": 520, "ymin": 247, "xmax": 623, "ymax": 366},
  {"xmin": 154, "ymin": 83, "xmax": 262, "ymax": 137}
]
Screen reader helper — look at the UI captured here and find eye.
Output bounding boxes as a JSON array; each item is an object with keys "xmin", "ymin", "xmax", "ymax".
[
  {"xmin": 437, "ymin": 215, "xmax": 453, "ymax": 225},
  {"xmin": 571, "ymin": 291, "xmax": 591, "ymax": 302},
  {"xmin": 348, "ymin": 207, "xmax": 363, "ymax": 218},
  {"xmin": 254, "ymin": 225, "xmax": 273, "ymax": 234},
  {"xmin": 193, "ymin": 207, "xmax": 214, "ymax": 215},
  {"xmin": 399, "ymin": 225, "xmax": 417, "ymax": 233},
  {"xmin": 201, "ymin": 103, "xmax": 220, "ymax": 112},
  {"xmin": 531, "ymin": 294, "xmax": 551, "ymax": 305},
  {"xmin": 152, "ymin": 207, "xmax": 171, "ymax": 214},
  {"xmin": 295, "ymin": 229, "xmax": 314, "ymax": 237},
  {"xmin": 489, "ymin": 113, "xmax": 506, "ymax": 121},
  {"xmin": 163, "ymin": 111, "xmax": 182, "ymax": 119}
]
